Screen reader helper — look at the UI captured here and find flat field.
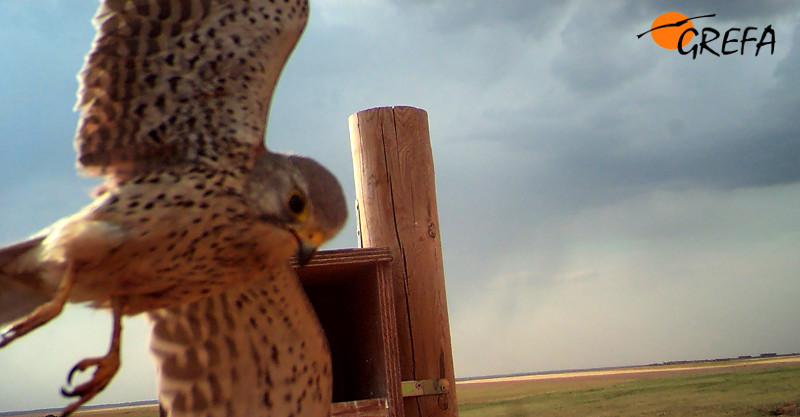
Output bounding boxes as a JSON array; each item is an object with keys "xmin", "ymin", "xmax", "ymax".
[
  {"xmin": 457, "ymin": 356, "xmax": 800, "ymax": 417},
  {"xmin": 9, "ymin": 356, "xmax": 799, "ymax": 417}
]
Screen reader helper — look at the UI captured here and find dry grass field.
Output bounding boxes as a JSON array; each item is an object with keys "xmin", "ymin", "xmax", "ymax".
[
  {"xmin": 7, "ymin": 356, "xmax": 799, "ymax": 417},
  {"xmin": 458, "ymin": 356, "xmax": 800, "ymax": 417},
  {"xmin": 2, "ymin": 403, "xmax": 159, "ymax": 417}
]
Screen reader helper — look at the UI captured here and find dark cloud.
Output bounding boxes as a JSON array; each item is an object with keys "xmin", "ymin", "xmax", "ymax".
[
  {"xmin": 486, "ymin": 112, "xmax": 800, "ymax": 211},
  {"xmin": 551, "ymin": 3, "xmax": 658, "ymax": 94},
  {"xmin": 767, "ymin": 22, "xmax": 800, "ymax": 122},
  {"xmin": 364, "ymin": 2, "xmax": 800, "ymax": 198},
  {"xmin": 388, "ymin": 0, "xmax": 570, "ymax": 37},
  {"xmin": 388, "ymin": 0, "xmax": 799, "ymax": 38},
  {"xmin": 646, "ymin": 0, "xmax": 800, "ymax": 22}
]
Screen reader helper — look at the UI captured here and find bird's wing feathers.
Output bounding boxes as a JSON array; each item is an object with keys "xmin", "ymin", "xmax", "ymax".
[
  {"xmin": 0, "ymin": 236, "xmax": 49, "ymax": 325},
  {"xmin": 75, "ymin": 0, "xmax": 309, "ymax": 177},
  {"xmin": 0, "ymin": 236, "xmax": 44, "ymax": 270},
  {"xmin": 149, "ymin": 263, "xmax": 331, "ymax": 417}
]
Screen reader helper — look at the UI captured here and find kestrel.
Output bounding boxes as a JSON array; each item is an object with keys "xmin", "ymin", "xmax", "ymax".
[{"xmin": 0, "ymin": 0, "xmax": 346, "ymax": 415}]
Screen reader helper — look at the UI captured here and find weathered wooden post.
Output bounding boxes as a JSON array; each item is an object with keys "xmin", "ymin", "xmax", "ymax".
[{"xmin": 349, "ymin": 106, "xmax": 458, "ymax": 417}]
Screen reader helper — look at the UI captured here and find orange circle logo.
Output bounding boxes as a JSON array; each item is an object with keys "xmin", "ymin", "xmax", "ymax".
[{"xmin": 650, "ymin": 12, "xmax": 694, "ymax": 49}]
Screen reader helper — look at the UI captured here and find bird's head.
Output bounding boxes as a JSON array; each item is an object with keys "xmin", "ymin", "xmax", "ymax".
[{"xmin": 245, "ymin": 152, "xmax": 348, "ymax": 265}]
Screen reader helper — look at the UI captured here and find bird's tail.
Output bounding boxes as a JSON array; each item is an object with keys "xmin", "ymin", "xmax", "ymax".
[{"xmin": 0, "ymin": 236, "xmax": 51, "ymax": 325}]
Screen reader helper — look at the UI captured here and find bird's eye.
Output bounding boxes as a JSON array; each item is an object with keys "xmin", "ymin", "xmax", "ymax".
[{"xmin": 287, "ymin": 192, "xmax": 307, "ymax": 218}]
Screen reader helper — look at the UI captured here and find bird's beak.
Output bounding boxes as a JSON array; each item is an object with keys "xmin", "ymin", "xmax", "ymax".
[
  {"xmin": 288, "ymin": 228, "xmax": 324, "ymax": 266},
  {"xmin": 296, "ymin": 241, "xmax": 318, "ymax": 266}
]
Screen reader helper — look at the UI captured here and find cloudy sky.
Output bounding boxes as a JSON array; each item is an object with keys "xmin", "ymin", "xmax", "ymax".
[{"xmin": 1, "ymin": 0, "xmax": 799, "ymax": 412}]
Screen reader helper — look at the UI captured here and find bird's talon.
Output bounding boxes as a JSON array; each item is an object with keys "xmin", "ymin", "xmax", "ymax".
[
  {"xmin": 57, "ymin": 355, "xmax": 119, "ymax": 415},
  {"xmin": 60, "ymin": 382, "xmax": 91, "ymax": 398},
  {"xmin": 63, "ymin": 358, "xmax": 104, "ymax": 391},
  {"xmin": 65, "ymin": 362, "xmax": 87, "ymax": 387},
  {"xmin": 0, "ymin": 327, "xmax": 19, "ymax": 348},
  {"xmin": 61, "ymin": 385, "xmax": 77, "ymax": 397}
]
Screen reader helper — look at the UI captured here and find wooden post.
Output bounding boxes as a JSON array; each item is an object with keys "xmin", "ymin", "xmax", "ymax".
[{"xmin": 349, "ymin": 106, "xmax": 458, "ymax": 417}]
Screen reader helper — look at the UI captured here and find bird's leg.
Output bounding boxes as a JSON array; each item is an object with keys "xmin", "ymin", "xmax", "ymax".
[
  {"xmin": 0, "ymin": 262, "xmax": 75, "ymax": 348},
  {"xmin": 60, "ymin": 297, "xmax": 124, "ymax": 417}
]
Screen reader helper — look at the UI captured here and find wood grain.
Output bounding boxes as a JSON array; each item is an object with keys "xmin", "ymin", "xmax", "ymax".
[{"xmin": 350, "ymin": 106, "xmax": 458, "ymax": 417}]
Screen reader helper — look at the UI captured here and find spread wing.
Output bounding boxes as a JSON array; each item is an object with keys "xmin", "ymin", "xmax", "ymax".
[
  {"xmin": 75, "ymin": 0, "xmax": 309, "ymax": 178},
  {"xmin": 148, "ymin": 263, "xmax": 332, "ymax": 417}
]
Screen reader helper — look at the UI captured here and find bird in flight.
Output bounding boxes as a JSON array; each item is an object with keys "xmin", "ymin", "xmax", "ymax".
[{"xmin": 0, "ymin": 0, "xmax": 346, "ymax": 415}]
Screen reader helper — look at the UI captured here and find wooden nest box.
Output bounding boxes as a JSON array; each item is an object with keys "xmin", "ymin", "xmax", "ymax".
[{"xmin": 298, "ymin": 106, "xmax": 458, "ymax": 417}]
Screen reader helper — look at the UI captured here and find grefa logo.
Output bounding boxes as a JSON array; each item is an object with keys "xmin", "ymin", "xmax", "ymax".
[{"xmin": 637, "ymin": 13, "xmax": 775, "ymax": 59}]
